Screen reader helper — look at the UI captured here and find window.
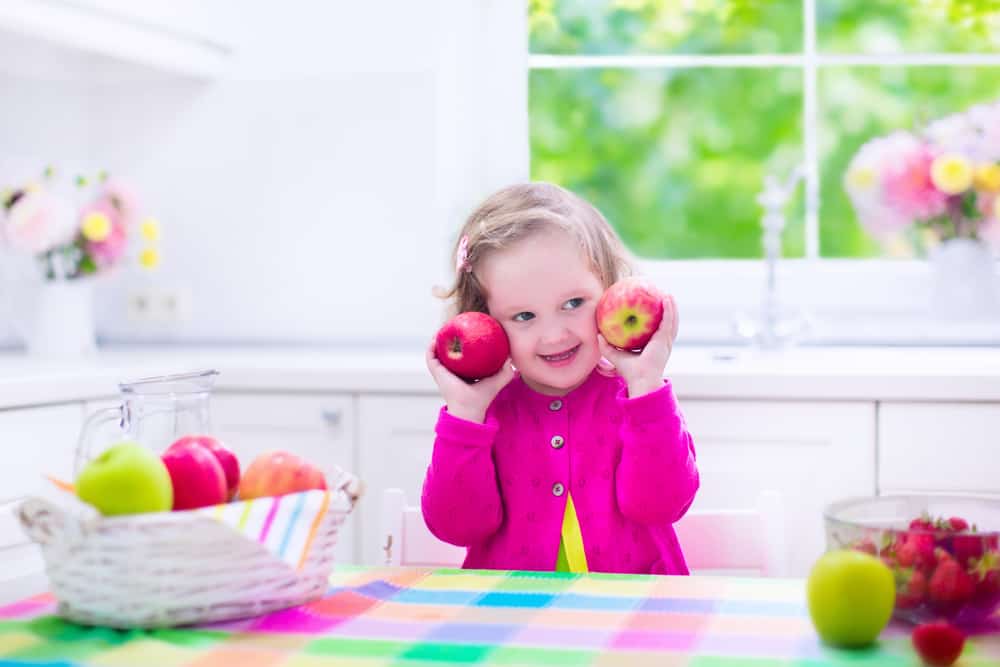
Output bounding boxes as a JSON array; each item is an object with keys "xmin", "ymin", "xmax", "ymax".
[{"xmin": 526, "ymin": 1, "xmax": 1000, "ymax": 343}]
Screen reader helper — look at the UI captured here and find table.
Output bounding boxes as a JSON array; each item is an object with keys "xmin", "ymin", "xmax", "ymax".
[{"xmin": 1, "ymin": 566, "xmax": 998, "ymax": 665}]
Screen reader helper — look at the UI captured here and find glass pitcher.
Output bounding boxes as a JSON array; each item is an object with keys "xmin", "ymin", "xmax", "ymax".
[{"xmin": 75, "ymin": 369, "xmax": 219, "ymax": 475}]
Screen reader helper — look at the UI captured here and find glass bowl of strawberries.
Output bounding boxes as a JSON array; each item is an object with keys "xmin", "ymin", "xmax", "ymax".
[{"xmin": 824, "ymin": 494, "xmax": 1000, "ymax": 629}]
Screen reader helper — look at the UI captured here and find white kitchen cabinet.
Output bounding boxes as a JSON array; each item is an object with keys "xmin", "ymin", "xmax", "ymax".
[
  {"xmin": 357, "ymin": 394, "xmax": 442, "ymax": 564},
  {"xmin": 879, "ymin": 402, "xmax": 1000, "ymax": 497},
  {"xmin": 211, "ymin": 393, "xmax": 359, "ymax": 564},
  {"xmin": 680, "ymin": 400, "xmax": 877, "ymax": 577},
  {"xmin": 0, "ymin": 403, "xmax": 83, "ymax": 602},
  {"xmin": 355, "ymin": 394, "xmax": 876, "ymax": 576}
]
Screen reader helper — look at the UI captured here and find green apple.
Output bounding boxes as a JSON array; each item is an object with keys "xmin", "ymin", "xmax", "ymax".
[
  {"xmin": 807, "ymin": 549, "xmax": 896, "ymax": 648},
  {"xmin": 76, "ymin": 441, "xmax": 173, "ymax": 516}
]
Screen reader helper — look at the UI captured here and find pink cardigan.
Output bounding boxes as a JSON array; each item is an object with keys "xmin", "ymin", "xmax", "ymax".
[{"xmin": 421, "ymin": 370, "xmax": 699, "ymax": 574}]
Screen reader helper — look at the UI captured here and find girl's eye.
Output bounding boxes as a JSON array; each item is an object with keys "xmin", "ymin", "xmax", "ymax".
[
  {"xmin": 563, "ymin": 297, "xmax": 585, "ymax": 310},
  {"xmin": 513, "ymin": 311, "xmax": 535, "ymax": 322}
]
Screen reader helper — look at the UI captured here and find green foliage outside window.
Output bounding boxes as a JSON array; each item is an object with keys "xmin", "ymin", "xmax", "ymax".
[{"xmin": 529, "ymin": 0, "xmax": 1000, "ymax": 258}]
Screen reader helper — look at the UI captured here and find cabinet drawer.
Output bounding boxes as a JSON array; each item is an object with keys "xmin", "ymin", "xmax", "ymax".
[
  {"xmin": 211, "ymin": 393, "xmax": 358, "ymax": 564},
  {"xmin": 211, "ymin": 393, "xmax": 355, "ymax": 472},
  {"xmin": 357, "ymin": 395, "xmax": 441, "ymax": 564},
  {"xmin": 0, "ymin": 404, "xmax": 83, "ymax": 504},
  {"xmin": 879, "ymin": 402, "xmax": 1000, "ymax": 495}
]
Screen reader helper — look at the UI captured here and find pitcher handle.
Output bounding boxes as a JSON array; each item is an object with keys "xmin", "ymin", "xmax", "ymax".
[{"xmin": 74, "ymin": 405, "xmax": 126, "ymax": 477}]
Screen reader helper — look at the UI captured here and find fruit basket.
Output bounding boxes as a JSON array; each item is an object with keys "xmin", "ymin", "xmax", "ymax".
[
  {"xmin": 17, "ymin": 472, "xmax": 363, "ymax": 629},
  {"xmin": 824, "ymin": 494, "xmax": 1000, "ymax": 629}
]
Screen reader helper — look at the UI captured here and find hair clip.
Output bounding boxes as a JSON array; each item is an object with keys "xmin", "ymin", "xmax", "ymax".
[{"xmin": 455, "ymin": 234, "xmax": 471, "ymax": 273}]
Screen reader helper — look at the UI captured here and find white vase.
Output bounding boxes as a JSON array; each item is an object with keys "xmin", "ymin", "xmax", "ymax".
[
  {"xmin": 928, "ymin": 238, "xmax": 1000, "ymax": 320},
  {"xmin": 26, "ymin": 279, "xmax": 97, "ymax": 359}
]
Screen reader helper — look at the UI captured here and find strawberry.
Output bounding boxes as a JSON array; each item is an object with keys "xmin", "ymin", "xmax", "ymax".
[
  {"xmin": 970, "ymin": 551, "xmax": 1000, "ymax": 606},
  {"xmin": 896, "ymin": 532, "xmax": 936, "ymax": 571},
  {"xmin": 912, "ymin": 621, "xmax": 965, "ymax": 667},
  {"xmin": 909, "ymin": 514, "xmax": 936, "ymax": 532},
  {"xmin": 951, "ymin": 533, "xmax": 986, "ymax": 567},
  {"xmin": 895, "ymin": 567, "xmax": 927, "ymax": 609},
  {"xmin": 928, "ymin": 553, "xmax": 975, "ymax": 614},
  {"xmin": 943, "ymin": 516, "xmax": 969, "ymax": 532}
]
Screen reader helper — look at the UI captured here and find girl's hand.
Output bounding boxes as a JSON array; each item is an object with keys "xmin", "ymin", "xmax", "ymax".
[
  {"xmin": 425, "ymin": 339, "xmax": 515, "ymax": 423},
  {"xmin": 597, "ymin": 294, "xmax": 678, "ymax": 398}
]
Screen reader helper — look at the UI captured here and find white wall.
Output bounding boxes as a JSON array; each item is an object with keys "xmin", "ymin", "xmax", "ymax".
[{"xmin": 0, "ymin": 0, "xmax": 528, "ymax": 348}]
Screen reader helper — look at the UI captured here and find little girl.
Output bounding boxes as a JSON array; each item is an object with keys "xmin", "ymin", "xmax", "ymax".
[{"xmin": 422, "ymin": 182, "xmax": 699, "ymax": 575}]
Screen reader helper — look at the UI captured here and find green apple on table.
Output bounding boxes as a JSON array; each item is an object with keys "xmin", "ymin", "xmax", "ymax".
[
  {"xmin": 75, "ymin": 441, "xmax": 174, "ymax": 516},
  {"xmin": 807, "ymin": 549, "xmax": 896, "ymax": 648}
]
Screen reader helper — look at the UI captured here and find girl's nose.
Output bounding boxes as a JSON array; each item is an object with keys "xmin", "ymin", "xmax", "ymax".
[{"xmin": 540, "ymin": 324, "xmax": 572, "ymax": 347}]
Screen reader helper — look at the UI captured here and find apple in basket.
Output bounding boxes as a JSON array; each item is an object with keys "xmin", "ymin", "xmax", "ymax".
[
  {"xmin": 238, "ymin": 450, "xmax": 327, "ymax": 500},
  {"xmin": 161, "ymin": 439, "xmax": 229, "ymax": 510},
  {"xmin": 595, "ymin": 277, "xmax": 664, "ymax": 351},
  {"xmin": 169, "ymin": 435, "xmax": 240, "ymax": 500},
  {"xmin": 75, "ymin": 441, "xmax": 174, "ymax": 516}
]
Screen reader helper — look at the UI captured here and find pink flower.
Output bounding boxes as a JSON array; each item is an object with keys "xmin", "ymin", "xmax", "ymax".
[
  {"xmin": 99, "ymin": 180, "xmax": 140, "ymax": 228},
  {"xmin": 1, "ymin": 190, "xmax": 76, "ymax": 253},
  {"xmin": 881, "ymin": 142, "xmax": 948, "ymax": 220},
  {"xmin": 85, "ymin": 219, "xmax": 128, "ymax": 268}
]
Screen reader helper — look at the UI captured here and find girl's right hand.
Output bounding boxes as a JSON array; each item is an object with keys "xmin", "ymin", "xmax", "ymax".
[{"xmin": 425, "ymin": 339, "xmax": 515, "ymax": 424}]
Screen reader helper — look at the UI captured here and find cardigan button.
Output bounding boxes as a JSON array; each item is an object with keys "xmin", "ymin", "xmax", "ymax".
[
  {"xmin": 549, "ymin": 399, "xmax": 563, "ymax": 411},
  {"xmin": 550, "ymin": 435, "xmax": 565, "ymax": 449},
  {"xmin": 552, "ymin": 482, "xmax": 565, "ymax": 497}
]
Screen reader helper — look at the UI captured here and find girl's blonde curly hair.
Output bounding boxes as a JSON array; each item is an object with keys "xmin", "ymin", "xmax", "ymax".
[{"xmin": 437, "ymin": 182, "xmax": 633, "ymax": 317}]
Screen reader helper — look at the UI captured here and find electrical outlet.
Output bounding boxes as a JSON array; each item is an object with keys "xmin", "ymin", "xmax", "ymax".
[{"xmin": 126, "ymin": 286, "xmax": 192, "ymax": 324}]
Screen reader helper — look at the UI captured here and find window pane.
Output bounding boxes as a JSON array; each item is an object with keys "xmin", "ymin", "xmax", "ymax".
[
  {"xmin": 817, "ymin": 0, "xmax": 1000, "ymax": 53},
  {"xmin": 819, "ymin": 67, "xmax": 1000, "ymax": 258},
  {"xmin": 530, "ymin": 67, "xmax": 804, "ymax": 259},
  {"xmin": 529, "ymin": 0, "xmax": 803, "ymax": 55}
]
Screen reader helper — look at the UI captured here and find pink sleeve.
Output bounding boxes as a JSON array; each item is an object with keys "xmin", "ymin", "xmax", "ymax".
[
  {"xmin": 614, "ymin": 380, "xmax": 699, "ymax": 525},
  {"xmin": 420, "ymin": 406, "xmax": 504, "ymax": 546}
]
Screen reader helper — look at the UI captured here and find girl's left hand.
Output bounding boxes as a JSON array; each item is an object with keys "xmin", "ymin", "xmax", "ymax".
[{"xmin": 597, "ymin": 294, "xmax": 679, "ymax": 398}]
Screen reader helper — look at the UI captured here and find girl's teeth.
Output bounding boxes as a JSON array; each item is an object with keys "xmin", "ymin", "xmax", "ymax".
[{"xmin": 544, "ymin": 348, "xmax": 575, "ymax": 361}]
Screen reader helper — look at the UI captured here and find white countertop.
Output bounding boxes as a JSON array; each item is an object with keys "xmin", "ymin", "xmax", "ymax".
[{"xmin": 2, "ymin": 344, "xmax": 1000, "ymax": 410}]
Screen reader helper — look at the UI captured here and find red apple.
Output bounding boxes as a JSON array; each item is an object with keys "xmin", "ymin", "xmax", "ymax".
[
  {"xmin": 161, "ymin": 440, "xmax": 228, "ymax": 510},
  {"xmin": 434, "ymin": 311, "xmax": 510, "ymax": 381},
  {"xmin": 170, "ymin": 435, "xmax": 240, "ymax": 500},
  {"xmin": 596, "ymin": 277, "xmax": 664, "ymax": 351},
  {"xmin": 238, "ymin": 450, "xmax": 327, "ymax": 500}
]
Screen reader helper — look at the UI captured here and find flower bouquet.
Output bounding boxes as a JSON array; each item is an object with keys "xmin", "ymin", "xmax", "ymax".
[
  {"xmin": 844, "ymin": 100, "xmax": 1000, "ymax": 251},
  {"xmin": 1, "ymin": 166, "xmax": 161, "ymax": 280},
  {"xmin": 1, "ymin": 167, "xmax": 163, "ymax": 356},
  {"xmin": 844, "ymin": 101, "xmax": 1000, "ymax": 318}
]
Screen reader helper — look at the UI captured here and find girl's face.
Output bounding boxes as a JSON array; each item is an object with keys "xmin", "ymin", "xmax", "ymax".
[{"xmin": 478, "ymin": 229, "xmax": 605, "ymax": 396}]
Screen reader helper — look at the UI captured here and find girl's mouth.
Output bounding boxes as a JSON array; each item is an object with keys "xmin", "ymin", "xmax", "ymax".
[{"xmin": 540, "ymin": 345, "xmax": 580, "ymax": 365}]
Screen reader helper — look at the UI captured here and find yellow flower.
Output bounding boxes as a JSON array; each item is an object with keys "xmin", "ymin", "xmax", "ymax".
[
  {"xmin": 81, "ymin": 212, "xmax": 111, "ymax": 241},
  {"xmin": 930, "ymin": 153, "xmax": 973, "ymax": 194},
  {"xmin": 140, "ymin": 217, "xmax": 161, "ymax": 241},
  {"xmin": 974, "ymin": 163, "xmax": 1000, "ymax": 193},
  {"xmin": 138, "ymin": 247, "xmax": 160, "ymax": 270}
]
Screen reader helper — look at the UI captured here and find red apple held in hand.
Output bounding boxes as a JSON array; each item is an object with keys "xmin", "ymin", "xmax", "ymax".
[
  {"xmin": 161, "ymin": 440, "xmax": 228, "ymax": 510},
  {"xmin": 596, "ymin": 277, "xmax": 664, "ymax": 351},
  {"xmin": 434, "ymin": 311, "xmax": 510, "ymax": 381},
  {"xmin": 170, "ymin": 435, "xmax": 240, "ymax": 500},
  {"xmin": 238, "ymin": 450, "xmax": 328, "ymax": 500}
]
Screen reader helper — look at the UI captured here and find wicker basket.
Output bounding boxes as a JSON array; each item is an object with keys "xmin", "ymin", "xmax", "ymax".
[{"xmin": 17, "ymin": 472, "xmax": 364, "ymax": 629}]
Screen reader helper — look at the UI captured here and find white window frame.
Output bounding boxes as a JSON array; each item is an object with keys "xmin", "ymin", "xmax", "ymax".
[{"xmin": 516, "ymin": 0, "xmax": 1000, "ymax": 345}]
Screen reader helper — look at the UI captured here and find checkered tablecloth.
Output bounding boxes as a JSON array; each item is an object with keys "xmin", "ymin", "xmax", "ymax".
[{"xmin": 1, "ymin": 566, "xmax": 998, "ymax": 666}]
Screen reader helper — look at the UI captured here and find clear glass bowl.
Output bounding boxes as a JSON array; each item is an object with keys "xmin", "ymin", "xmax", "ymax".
[{"xmin": 824, "ymin": 495, "xmax": 1000, "ymax": 629}]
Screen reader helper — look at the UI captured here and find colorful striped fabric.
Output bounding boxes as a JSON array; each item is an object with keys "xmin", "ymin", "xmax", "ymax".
[
  {"xmin": 1, "ymin": 566, "xmax": 999, "ymax": 666},
  {"xmin": 198, "ymin": 489, "xmax": 333, "ymax": 570}
]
